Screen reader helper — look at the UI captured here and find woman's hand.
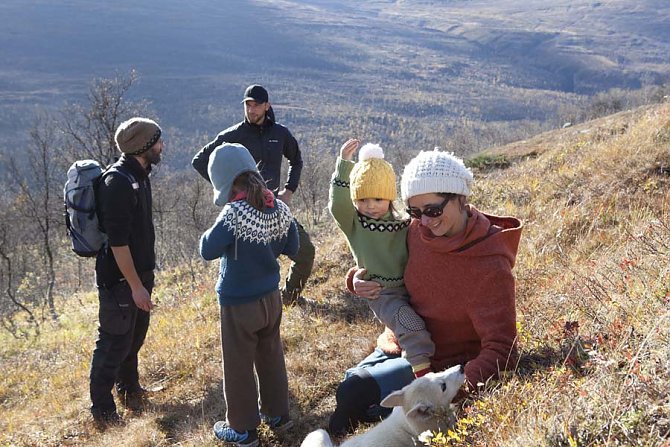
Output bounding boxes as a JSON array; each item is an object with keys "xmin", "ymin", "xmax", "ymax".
[
  {"xmin": 339, "ymin": 138, "xmax": 360, "ymax": 161},
  {"xmin": 352, "ymin": 268, "xmax": 382, "ymax": 299}
]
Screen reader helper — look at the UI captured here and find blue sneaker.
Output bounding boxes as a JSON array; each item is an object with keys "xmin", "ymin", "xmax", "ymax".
[
  {"xmin": 212, "ymin": 421, "xmax": 258, "ymax": 447},
  {"xmin": 261, "ymin": 414, "xmax": 294, "ymax": 433}
]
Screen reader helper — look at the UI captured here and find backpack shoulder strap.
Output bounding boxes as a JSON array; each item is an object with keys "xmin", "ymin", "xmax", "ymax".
[{"xmin": 103, "ymin": 165, "xmax": 139, "ymax": 190}]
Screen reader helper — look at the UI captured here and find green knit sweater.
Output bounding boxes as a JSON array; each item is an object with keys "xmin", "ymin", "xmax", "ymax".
[{"xmin": 328, "ymin": 157, "xmax": 409, "ymax": 288}]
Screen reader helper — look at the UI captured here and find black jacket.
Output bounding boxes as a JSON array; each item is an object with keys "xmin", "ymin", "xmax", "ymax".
[
  {"xmin": 192, "ymin": 114, "xmax": 303, "ymax": 193},
  {"xmin": 95, "ymin": 155, "xmax": 155, "ymax": 288}
]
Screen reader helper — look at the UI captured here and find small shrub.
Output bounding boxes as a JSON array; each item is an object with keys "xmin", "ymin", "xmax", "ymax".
[{"xmin": 466, "ymin": 154, "xmax": 511, "ymax": 171}]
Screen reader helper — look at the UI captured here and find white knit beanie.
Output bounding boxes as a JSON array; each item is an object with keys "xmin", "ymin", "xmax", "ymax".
[{"xmin": 400, "ymin": 149, "xmax": 473, "ymax": 202}]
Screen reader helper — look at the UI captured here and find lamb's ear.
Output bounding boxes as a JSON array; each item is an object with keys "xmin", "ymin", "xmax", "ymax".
[
  {"xmin": 380, "ymin": 389, "xmax": 406, "ymax": 408},
  {"xmin": 406, "ymin": 402, "xmax": 434, "ymax": 420}
]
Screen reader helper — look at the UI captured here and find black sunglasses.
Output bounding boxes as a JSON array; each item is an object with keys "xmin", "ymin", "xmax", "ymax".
[{"xmin": 406, "ymin": 195, "xmax": 453, "ymax": 219}]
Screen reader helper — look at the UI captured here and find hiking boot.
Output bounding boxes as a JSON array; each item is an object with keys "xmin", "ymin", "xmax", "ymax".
[
  {"xmin": 91, "ymin": 409, "xmax": 123, "ymax": 429},
  {"xmin": 282, "ymin": 288, "xmax": 308, "ymax": 306},
  {"xmin": 262, "ymin": 414, "xmax": 294, "ymax": 433},
  {"xmin": 120, "ymin": 390, "xmax": 147, "ymax": 412},
  {"xmin": 282, "ymin": 292, "xmax": 316, "ymax": 308},
  {"xmin": 118, "ymin": 385, "xmax": 149, "ymax": 412},
  {"xmin": 116, "ymin": 383, "xmax": 149, "ymax": 395},
  {"xmin": 213, "ymin": 421, "xmax": 259, "ymax": 447}
]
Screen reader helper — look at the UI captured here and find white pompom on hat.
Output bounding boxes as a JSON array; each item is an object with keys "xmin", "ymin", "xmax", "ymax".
[
  {"xmin": 400, "ymin": 148, "xmax": 473, "ymax": 202},
  {"xmin": 358, "ymin": 143, "xmax": 385, "ymax": 161}
]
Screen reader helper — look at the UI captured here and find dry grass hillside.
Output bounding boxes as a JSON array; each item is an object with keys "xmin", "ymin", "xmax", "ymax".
[{"xmin": 1, "ymin": 103, "xmax": 669, "ymax": 446}]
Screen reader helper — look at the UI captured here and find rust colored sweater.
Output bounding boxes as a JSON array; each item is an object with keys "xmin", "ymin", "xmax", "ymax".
[{"xmin": 376, "ymin": 205, "xmax": 522, "ymax": 387}]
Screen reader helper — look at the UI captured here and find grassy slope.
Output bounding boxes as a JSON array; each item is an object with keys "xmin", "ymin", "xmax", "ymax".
[{"xmin": 1, "ymin": 103, "xmax": 669, "ymax": 446}]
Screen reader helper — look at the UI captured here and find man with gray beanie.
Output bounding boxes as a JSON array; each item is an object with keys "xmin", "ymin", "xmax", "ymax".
[
  {"xmin": 192, "ymin": 84, "xmax": 315, "ymax": 306},
  {"xmin": 89, "ymin": 117, "xmax": 164, "ymax": 426}
]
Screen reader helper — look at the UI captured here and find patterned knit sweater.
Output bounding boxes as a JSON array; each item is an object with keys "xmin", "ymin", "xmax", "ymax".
[
  {"xmin": 199, "ymin": 199, "xmax": 298, "ymax": 306},
  {"xmin": 404, "ymin": 206, "xmax": 522, "ymax": 386},
  {"xmin": 329, "ymin": 157, "xmax": 410, "ymax": 287}
]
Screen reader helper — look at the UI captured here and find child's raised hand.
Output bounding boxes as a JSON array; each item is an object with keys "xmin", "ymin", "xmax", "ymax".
[{"xmin": 340, "ymin": 138, "xmax": 360, "ymax": 161}]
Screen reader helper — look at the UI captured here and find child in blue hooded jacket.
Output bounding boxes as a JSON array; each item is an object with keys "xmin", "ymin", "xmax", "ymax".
[{"xmin": 199, "ymin": 142, "xmax": 299, "ymax": 447}]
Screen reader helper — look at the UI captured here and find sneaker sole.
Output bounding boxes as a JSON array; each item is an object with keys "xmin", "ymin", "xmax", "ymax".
[
  {"xmin": 229, "ymin": 442, "xmax": 258, "ymax": 447},
  {"xmin": 213, "ymin": 423, "xmax": 259, "ymax": 447},
  {"xmin": 217, "ymin": 436, "xmax": 259, "ymax": 447}
]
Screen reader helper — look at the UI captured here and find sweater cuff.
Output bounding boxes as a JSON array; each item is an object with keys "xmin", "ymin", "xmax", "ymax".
[
  {"xmin": 413, "ymin": 365, "xmax": 432, "ymax": 378},
  {"xmin": 336, "ymin": 157, "xmax": 356, "ymax": 179}
]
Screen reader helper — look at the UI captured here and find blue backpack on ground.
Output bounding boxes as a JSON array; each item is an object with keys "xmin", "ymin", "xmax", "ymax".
[{"xmin": 64, "ymin": 160, "xmax": 137, "ymax": 257}]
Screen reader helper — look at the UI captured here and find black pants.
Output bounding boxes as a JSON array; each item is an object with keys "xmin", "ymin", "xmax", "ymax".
[
  {"xmin": 282, "ymin": 219, "xmax": 315, "ymax": 302},
  {"xmin": 89, "ymin": 272, "xmax": 153, "ymax": 416}
]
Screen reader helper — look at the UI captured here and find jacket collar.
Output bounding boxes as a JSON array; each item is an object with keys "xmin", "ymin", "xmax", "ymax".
[
  {"xmin": 117, "ymin": 154, "xmax": 150, "ymax": 180},
  {"xmin": 243, "ymin": 114, "xmax": 275, "ymax": 130}
]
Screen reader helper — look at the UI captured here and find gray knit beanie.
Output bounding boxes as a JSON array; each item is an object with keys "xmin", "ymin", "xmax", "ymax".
[
  {"xmin": 400, "ymin": 149, "xmax": 474, "ymax": 202},
  {"xmin": 114, "ymin": 117, "xmax": 162, "ymax": 155},
  {"xmin": 208, "ymin": 143, "xmax": 259, "ymax": 206}
]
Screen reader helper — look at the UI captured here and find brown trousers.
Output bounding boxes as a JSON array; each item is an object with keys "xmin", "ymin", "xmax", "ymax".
[{"xmin": 219, "ymin": 289, "xmax": 289, "ymax": 431}]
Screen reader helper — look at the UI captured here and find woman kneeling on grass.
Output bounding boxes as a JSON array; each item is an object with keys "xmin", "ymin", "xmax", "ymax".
[
  {"xmin": 199, "ymin": 143, "xmax": 299, "ymax": 447},
  {"xmin": 329, "ymin": 149, "xmax": 523, "ymax": 436}
]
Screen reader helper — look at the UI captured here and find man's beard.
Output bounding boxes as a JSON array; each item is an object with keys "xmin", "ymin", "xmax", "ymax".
[
  {"xmin": 144, "ymin": 148, "xmax": 161, "ymax": 165},
  {"xmin": 246, "ymin": 112, "xmax": 264, "ymax": 125}
]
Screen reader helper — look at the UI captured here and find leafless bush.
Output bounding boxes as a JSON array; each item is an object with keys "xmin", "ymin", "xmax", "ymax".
[
  {"xmin": 59, "ymin": 70, "xmax": 150, "ymax": 166},
  {"xmin": 1, "ymin": 113, "xmax": 61, "ymax": 326},
  {"xmin": 293, "ymin": 147, "xmax": 330, "ymax": 226},
  {"xmin": 0, "ymin": 204, "xmax": 39, "ymax": 336},
  {"xmin": 152, "ymin": 169, "xmax": 215, "ymax": 276}
]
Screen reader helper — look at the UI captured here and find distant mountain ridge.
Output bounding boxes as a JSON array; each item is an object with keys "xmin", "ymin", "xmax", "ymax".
[{"xmin": 0, "ymin": 0, "xmax": 668, "ymax": 150}]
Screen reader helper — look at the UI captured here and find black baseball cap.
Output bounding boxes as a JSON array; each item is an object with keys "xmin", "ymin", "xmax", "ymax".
[{"xmin": 242, "ymin": 85, "xmax": 269, "ymax": 104}]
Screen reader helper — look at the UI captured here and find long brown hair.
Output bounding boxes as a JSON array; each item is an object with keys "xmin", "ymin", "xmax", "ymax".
[
  {"xmin": 232, "ymin": 171, "xmax": 269, "ymax": 210},
  {"xmin": 438, "ymin": 192, "xmax": 466, "ymax": 211}
]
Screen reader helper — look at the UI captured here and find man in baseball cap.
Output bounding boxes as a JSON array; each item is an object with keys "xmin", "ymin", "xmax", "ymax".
[
  {"xmin": 192, "ymin": 85, "xmax": 316, "ymax": 307},
  {"xmin": 241, "ymin": 84, "xmax": 269, "ymax": 104}
]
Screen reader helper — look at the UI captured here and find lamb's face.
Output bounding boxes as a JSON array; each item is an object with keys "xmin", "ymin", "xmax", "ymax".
[
  {"xmin": 419, "ymin": 364, "xmax": 466, "ymax": 406},
  {"xmin": 380, "ymin": 364, "xmax": 466, "ymax": 435}
]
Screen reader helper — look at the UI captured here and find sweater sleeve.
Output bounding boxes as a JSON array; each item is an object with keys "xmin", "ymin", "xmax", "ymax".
[
  {"xmin": 464, "ymin": 265, "xmax": 518, "ymax": 387},
  {"xmin": 328, "ymin": 157, "xmax": 357, "ymax": 235},
  {"xmin": 199, "ymin": 208, "xmax": 235, "ymax": 261}
]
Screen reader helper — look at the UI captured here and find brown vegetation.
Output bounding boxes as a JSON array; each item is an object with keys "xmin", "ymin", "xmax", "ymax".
[{"xmin": 1, "ymin": 101, "xmax": 669, "ymax": 446}]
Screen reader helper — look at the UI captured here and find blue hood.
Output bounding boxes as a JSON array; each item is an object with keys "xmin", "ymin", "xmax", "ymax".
[{"xmin": 207, "ymin": 143, "xmax": 259, "ymax": 206}]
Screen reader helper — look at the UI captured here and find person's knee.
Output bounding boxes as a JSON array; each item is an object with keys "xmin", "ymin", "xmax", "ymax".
[
  {"xmin": 329, "ymin": 372, "xmax": 380, "ymax": 435},
  {"xmin": 288, "ymin": 242, "xmax": 314, "ymax": 282},
  {"xmin": 336, "ymin": 371, "xmax": 380, "ymax": 411},
  {"xmin": 297, "ymin": 237, "xmax": 315, "ymax": 266},
  {"xmin": 303, "ymin": 234, "xmax": 315, "ymax": 256}
]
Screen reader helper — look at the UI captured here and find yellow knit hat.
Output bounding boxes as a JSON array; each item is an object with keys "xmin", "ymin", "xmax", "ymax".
[{"xmin": 350, "ymin": 144, "xmax": 397, "ymax": 202}]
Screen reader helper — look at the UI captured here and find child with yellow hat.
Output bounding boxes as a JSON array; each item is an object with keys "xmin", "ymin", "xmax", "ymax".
[{"xmin": 328, "ymin": 138, "xmax": 434, "ymax": 378}]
